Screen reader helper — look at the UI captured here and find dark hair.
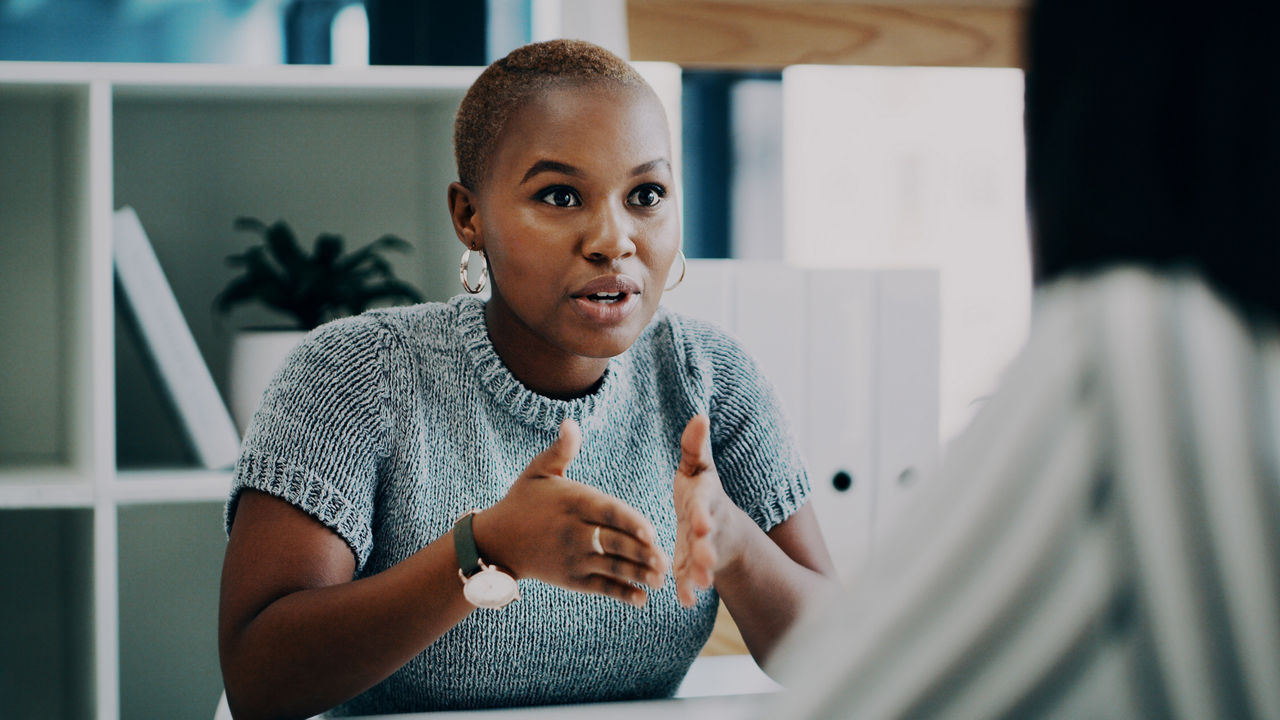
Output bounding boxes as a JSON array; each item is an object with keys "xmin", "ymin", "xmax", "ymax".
[
  {"xmin": 453, "ymin": 38, "xmax": 649, "ymax": 191},
  {"xmin": 1025, "ymin": 0, "xmax": 1280, "ymax": 324}
]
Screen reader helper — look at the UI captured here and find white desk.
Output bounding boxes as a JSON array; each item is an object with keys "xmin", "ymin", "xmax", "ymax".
[
  {"xmin": 349, "ymin": 693, "xmax": 773, "ymax": 720},
  {"xmin": 344, "ymin": 656, "xmax": 783, "ymax": 719}
]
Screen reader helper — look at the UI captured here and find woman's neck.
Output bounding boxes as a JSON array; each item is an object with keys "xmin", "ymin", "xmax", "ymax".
[{"xmin": 483, "ymin": 300, "xmax": 609, "ymax": 400}]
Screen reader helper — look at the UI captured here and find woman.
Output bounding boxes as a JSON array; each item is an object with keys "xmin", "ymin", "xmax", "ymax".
[
  {"xmin": 218, "ymin": 39, "xmax": 834, "ymax": 719},
  {"xmin": 765, "ymin": 1, "xmax": 1280, "ymax": 718}
]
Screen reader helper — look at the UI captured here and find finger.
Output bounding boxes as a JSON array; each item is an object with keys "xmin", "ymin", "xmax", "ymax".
[
  {"xmin": 672, "ymin": 539, "xmax": 694, "ymax": 607},
  {"xmin": 678, "ymin": 414, "xmax": 713, "ymax": 476},
  {"xmin": 676, "ymin": 488, "xmax": 713, "ymax": 539},
  {"xmin": 581, "ymin": 551, "xmax": 665, "ymax": 590},
  {"xmin": 673, "ymin": 533, "xmax": 715, "ymax": 608},
  {"xmin": 594, "ymin": 524, "xmax": 669, "ymax": 575},
  {"xmin": 575, "ymin": 487, "xmax": 661, "ymax": 549},
  {"xmin": 677, "ymin": 572, "xmax": 698, "ymax": 608},
  {"xmin": 529, "ymin": 419, "xmax": 582, "ymax": 478},
  {"xmin": 674, "ymin": 535, "xmax": 715, "ymax": 586},
  {"xmin": 675, "ymin": 565, "xmax": 713, "ymax": 607},
  {"xmin": 579, "ymin": 574, "xmax": 649, "ymax": 608},
  {"xmin": 690, "ymin": 538, "xmax": 716, "ymax": 584}
]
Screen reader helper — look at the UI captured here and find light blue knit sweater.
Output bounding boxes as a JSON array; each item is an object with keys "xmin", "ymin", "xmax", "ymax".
[{"xmin": 226, "ymin": 295, "xmax": 810, "ymax": 715}]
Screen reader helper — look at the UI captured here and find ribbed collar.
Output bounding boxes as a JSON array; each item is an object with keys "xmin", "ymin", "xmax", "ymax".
[{"xmin": 453, "ymin": 295, "xmax": 620, "ymax": 431}]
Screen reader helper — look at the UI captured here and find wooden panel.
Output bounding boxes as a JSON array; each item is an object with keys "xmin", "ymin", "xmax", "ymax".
[
  {"xmin": 628, "ymin": 1, "xmax": 1026, "ymax": 69},
  {"xmin": 703, "ymin": 600, "xmax": 750, "ymax": 655}
]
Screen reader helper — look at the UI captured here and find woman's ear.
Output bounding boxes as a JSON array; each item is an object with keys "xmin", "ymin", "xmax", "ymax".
[{"xmin": 447, "ymin": 181, "xmax": 484, "ymax": 251}]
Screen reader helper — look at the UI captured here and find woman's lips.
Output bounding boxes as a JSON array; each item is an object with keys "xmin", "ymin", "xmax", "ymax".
[
  {"xmin": 571, "ymin": 290, "xmax": 641, "ymax": 324},
  {"xmin": 571, "ymin": 274, "xmax": 642, "ymax": 297},
  {"xmin": 569, "ymin": 274, "xmax": 643, "ymax": 325}
]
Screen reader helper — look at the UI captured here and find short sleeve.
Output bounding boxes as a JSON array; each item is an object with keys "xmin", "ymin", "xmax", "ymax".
[
  {"xmin": 224, "ymin": 315, "xmax": 391, "ymax": 571},
  {"xmin": 671, "ymin": 315, "xmax": 812, "ymax": 532}
]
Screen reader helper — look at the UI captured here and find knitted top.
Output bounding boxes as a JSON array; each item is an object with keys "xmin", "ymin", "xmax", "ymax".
[{"xmin": 225, "ymin": 295, "xmax": 810, "ymax": 715}]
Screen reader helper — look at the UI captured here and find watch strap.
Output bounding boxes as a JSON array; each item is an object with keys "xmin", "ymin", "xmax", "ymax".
[{"xmin": 453, "ymin": 511, "xmax": 484, "ymax": 578}]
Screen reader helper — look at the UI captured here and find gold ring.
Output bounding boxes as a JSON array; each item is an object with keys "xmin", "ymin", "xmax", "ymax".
[{"xmin": 591, "ymin": 525, "xmax": 604, "ymax": 555}]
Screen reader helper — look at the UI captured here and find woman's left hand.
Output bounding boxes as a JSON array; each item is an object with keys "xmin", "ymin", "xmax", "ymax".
[{"xmin": 672, "ymin": 413, "xmax": 752, "ymax": 607}]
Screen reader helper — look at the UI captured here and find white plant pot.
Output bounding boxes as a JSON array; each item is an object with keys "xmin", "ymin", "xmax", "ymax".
[{"xmin": 228, "ymin": 330, "xmax": 308, "ymax": 434}]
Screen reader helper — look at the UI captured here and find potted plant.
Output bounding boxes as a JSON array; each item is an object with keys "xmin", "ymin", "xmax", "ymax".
[{"xmin": 215, "ymin": 217, "xmax": 425, "ymax": 430}]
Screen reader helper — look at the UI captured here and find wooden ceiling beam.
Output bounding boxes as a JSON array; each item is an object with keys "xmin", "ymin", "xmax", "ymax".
[{"xmin": 627, "ymin": 1, "xmax": 1027, "ymax": 69}]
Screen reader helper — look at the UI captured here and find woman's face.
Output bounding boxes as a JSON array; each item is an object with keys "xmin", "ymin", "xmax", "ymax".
[{"xmin": 464, "ymin": 83, "xmax": 680, "ymax": 366}]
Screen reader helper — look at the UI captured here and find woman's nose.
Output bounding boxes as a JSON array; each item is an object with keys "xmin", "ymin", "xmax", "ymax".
[{"xmin": 581, "ymin": 202, "xmax": 637, "ymax": 262}]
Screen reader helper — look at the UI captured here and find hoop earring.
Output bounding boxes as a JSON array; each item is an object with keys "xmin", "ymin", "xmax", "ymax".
[
  {"xmin": 665, "ymin": 249, "xmax": 687, "ymax": 291},
  {"xmin": 459, "ymin": 247, "xmax": 488, "ymax": 294}
]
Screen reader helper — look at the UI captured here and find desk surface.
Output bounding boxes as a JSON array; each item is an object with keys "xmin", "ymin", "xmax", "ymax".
[{"xmin": 350, "ymin": 693, "xmax": 775, "ymax": 719}]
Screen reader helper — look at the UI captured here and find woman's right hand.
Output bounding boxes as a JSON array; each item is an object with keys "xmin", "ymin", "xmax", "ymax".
[{"xmin": 472, "ymin": 419, "xmax": 670, "ymax": 607}]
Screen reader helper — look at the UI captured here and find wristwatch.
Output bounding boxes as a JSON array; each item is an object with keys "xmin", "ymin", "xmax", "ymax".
[{"xmin": 453, "ymin": 510, "xmax": 520, "ymax": 610}]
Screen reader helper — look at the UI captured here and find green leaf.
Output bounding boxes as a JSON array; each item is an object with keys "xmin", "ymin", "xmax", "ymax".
[
  {"xmin": 233, "ymin": 217, "xmax": 269, "ymax": 236},
  {"xmin": 224, "ymin": 251, "xmax": 252, "ymax": 267},
  {"xmin": 218, "ymin": 219, "xmax": 424, "ymax": 328},
  {"xmin": 238, "ymin": 247, "xmax": 285, "ymax": 286},
  {"xmin": 349, "ymin": 256, "xmax": 395, "ymax": 280},
  {"xmin": 372, "ymin": 234, "xmax": 412, "ymax": 251},
  {"xmin": 336, "ymin": 235, "xmax": 411, "ymax": 273},
  {"xmin": 265, "ymin": 221, "xmax": 307, "ymax": 274},
  {"xmin": 313, "ymin": 234, "xmax": 343, "ymax": 268}
]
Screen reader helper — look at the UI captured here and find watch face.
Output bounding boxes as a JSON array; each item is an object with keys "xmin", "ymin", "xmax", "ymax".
[{"xmin": 463, "ymin": 567, "xmax": 519, "ymax": 609}]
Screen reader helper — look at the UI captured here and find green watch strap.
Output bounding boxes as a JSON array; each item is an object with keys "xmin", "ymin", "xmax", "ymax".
[{"xmin": 453, "ymin": 511, "xmax": 484, "ymax": 578}]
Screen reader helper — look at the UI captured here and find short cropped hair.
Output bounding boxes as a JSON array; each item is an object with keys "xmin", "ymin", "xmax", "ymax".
[{"xmin": 454, "ymin": 39, "xmax": 650, "ymax": 191}]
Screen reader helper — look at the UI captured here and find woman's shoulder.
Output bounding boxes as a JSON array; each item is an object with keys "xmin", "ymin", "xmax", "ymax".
[
  {"xmin": 645, "ymin": 306, "xmax": 753, "ymax": 366},
  {"xmin": 281, "ymin": 300, "xmax": 464, "ymax": 375},
  {"xmin": 635, "ymin": 307, "xmax": 769, "ymax": 409},
  {"xmin": 364, "ymin": 297, "xmax": 471, "ymax": 344},
  {"xmin": 286, "ymin": 311, "xmax": 390, "ymax": 364}
]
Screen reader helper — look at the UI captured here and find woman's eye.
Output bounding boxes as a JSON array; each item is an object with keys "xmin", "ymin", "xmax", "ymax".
[
  {"xmin": 539, "ymin": 187, "xmax": 580, "ymax": 207},
  {"xmin": 628, "ymin": 185, "xmax": 665, "ymax": 208}
]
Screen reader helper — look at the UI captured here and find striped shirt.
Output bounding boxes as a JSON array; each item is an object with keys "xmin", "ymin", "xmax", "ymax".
[{"xmin": 768, "ymin": 267, "xmax": 1280, "ymax": 720}]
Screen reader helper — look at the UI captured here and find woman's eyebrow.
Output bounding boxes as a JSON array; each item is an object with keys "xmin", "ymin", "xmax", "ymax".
[
  {"xmin": 631, "ymin": 159, "xmax": 670, "ymax": 176},
  {"xmin": 521, "ymin": 159, "xmax": 579, "ymax": 184},
  {"xmin": 520, "ymin": 158, "xmax": 670, "ymax": 185}
]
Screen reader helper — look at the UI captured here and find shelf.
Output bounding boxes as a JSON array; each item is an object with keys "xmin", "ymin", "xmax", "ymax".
[
  {"xmin": 0, "ymin": 468, "xmax": 95, "ymax": 508},
  {"xmin": 0, "ymin": 469, "xmax": 235, "ymax": 507},
  {"xmin": 112, "ymin": 469, "xmax": 233, "ymax": 504},
  {"xmin": 0, "ymin": 60, "xmax": 480, "ymax": 96}
]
